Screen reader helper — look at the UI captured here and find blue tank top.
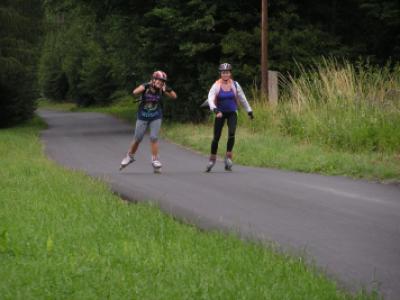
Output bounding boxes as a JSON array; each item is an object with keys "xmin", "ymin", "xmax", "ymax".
[{"xmin": 216, "ymin": 88, "xmax": 237, "ymax": 112}]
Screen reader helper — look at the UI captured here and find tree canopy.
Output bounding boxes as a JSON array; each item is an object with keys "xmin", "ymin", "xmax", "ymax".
[
  {"xmin": 0, "ymin": 0, "xmax": 43, "ymax": 127},
  {"xmin": 1, "ymin": 0, "xmax": 399, "ymax": 125}
]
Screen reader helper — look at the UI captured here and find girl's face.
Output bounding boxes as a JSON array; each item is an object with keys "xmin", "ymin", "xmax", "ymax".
[
  {"xmin": 220, "ymin": 70, "xmax": 231, "ymax": 81},
  {"xmin": 153, "ymin": 79, "xmax": 165, "ymax": 89}
]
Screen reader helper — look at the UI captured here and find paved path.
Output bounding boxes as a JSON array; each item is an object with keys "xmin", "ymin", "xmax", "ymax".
[{"xmin": 38, "ymin": 109, "xmax": 400, "ymax": 299}]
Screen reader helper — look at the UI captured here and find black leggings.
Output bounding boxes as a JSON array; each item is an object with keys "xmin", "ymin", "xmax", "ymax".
[{"xmin": 211, "ymin": 112, "xmax": 237, "ymax": 155}]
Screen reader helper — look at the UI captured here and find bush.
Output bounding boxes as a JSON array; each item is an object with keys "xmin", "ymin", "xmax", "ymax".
[
  {"xmin": 77, "ymin": 48, "xmax": 117, "ymax": 107},
  {"xmin": 0, "ymin": 71, "xmax": 36, "ymax": 127},
  {"xmin": 38, "ymin": 40, "xmax": 69, "ymax": 101},
  {"xmin": 0, "ymin": 1, "xmax": 42, "ymax": 127}
]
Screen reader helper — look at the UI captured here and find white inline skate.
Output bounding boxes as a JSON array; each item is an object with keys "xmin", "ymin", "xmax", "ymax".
[
  {"xmin": 224, "ymin": 156, "xmax": 233, "ymax": 171},
  {"xmin": 152, "ymin": 159, "xmax": 162, "ymax": 174},
  {"xmin": 119, "ymin": 153, "xmax": 135, "ymax": 171},
  {"xmin": 205, "ymin": 160, "xmax": 216, "ymax": 173}
]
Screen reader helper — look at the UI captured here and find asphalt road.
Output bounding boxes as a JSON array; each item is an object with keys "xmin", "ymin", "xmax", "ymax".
[{"xmin": 38, "ymin": 109, "xmax": 400, "ymax": 299}]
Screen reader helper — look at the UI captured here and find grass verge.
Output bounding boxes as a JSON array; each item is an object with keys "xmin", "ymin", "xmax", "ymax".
[
  {"xmin": 162, "ymin": 119, "xmax": 400, "ymax": 182},
  {"xmin": 0, "ymin": 116, "xmax": 377, "ymax": 299},
  {"xmin": 42, "ymin": 97, "xmax": 399, "ymax": 182}
]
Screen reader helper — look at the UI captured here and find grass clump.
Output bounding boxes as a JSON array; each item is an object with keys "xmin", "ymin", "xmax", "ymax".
[{"xmin": 244, "ymin": 60, "xmax": 400, "ymax": 154}]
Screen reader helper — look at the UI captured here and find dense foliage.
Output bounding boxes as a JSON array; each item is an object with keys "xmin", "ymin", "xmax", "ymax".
[
  {"xmin": 1, "ymin": 0, "xmax": 399, "ymax": 125},
  {"xmin": 0, "ymin": 0, "xmax": 43, "ymax": 127},
  {"xmin": 38, "ymin": 0, "xmax": 399, "ymax": 121}
]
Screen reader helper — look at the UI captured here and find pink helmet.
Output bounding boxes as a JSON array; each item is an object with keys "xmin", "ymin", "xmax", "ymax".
[{"xmin": 152, "ymin": 70, "xmax": 167, "ymax": 81}]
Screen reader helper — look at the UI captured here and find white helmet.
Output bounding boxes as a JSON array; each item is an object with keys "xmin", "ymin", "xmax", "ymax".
[{"xmin": 218, "ymin": 63, "xmax": 232, "ymax": 72}]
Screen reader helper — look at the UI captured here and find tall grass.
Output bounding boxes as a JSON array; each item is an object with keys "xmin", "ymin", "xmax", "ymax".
[{"xmin": 247, "ymin": 60, "xmax": 400, "ymax": 153}]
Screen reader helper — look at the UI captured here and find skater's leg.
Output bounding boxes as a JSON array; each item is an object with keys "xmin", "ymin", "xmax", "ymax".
[
  {"xmin": 150, "ymin": 141, "xmax": 159, "ymax": 160},
  {"xmin": 225, "ymin": 112, "xmax": 237, "ymax": 170},
  {"xmin": 205, "ymin": 154, "xmax": 217, "ymax": 172},
  {"xmin": 150, "ymin": 140, "xmax": 162, "ymax": 172},
  {"xmin": 120, "ymin": 120, "xmax": 148, "ymax": 169},
  {"xmin": 226, "ymin": 112, "xmax": 237, "ymax": 153},
  {"xmin": 149, "ymin": 118, "xmax": 161, "ymax": 159},
  {"xmin": 149, "ymin": 119, "xmax": 162, "ymax": 171},
  {"xmin": 128, "ymin": 140, "xmax": 140, "ymax": 155},
  {"xmin": 131, "ymin": 119, "xmax": 148, "ymax": 153},
  {"xmin": 151, "ymin": 141, "xmax": 162, "ymax": 173},
  {"xmin": 211, "ymin": 116, "xmax": 225, "ymax": 155},
  {"xmin": 206, "ymin": 116, "xmax": 225, "ymax": 172}
]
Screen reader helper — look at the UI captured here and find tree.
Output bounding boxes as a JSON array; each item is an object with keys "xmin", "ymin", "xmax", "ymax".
[
  {"xmin": 0, "ymin": 0, "xmax": 43, "ymax": 127},
  {"xmin": 38, "ymin": 0, "xmax": 398, "ymax": 121},
  {"xmin": 358, "ymin": 0, "xmax": 400, "ymax": 62}
]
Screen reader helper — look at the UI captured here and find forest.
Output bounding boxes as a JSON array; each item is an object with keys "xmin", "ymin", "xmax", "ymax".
[{"xmin": 1, "ymin": 0, "xmax": 399, "ymax": 126}]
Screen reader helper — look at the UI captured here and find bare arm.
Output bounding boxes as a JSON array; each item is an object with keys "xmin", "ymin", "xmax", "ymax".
[
  {"xmin": 164, "ymin": 89, "xmax": 177, "ymax": 99},
  {"xmin": 133, "ymin": 84, "xmax": 145, "ymax": 96}
]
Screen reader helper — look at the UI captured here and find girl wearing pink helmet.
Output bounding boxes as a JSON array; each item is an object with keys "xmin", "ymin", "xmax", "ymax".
[{"xmin": 120, "ymin": 70, "xmax": 177, "ymax": 173}]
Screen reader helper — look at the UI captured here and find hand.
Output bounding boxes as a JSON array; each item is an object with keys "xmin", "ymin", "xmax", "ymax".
[
  {"xmin": 213, "ymin": 108, "xmax": 222, "ymax": 118},
  {"xmin": 248, "ymin": 111, "xmax": 254, "ymax": 120}
]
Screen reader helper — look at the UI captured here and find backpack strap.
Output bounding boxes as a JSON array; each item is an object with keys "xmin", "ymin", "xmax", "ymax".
[{"xmin": 140, "ymin": 83, "xmax": 150, "ymax": 102}]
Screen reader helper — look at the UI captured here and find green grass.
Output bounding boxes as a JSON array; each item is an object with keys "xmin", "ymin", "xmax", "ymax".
[
  {"xmin": 37, "ymin": 98, "xmax": 76, "ymax": 111},
  {"xmin": 0, "ymin": 117, "xmax": 377, "ymax": 299},
  {"xmin": 162, "ymin": 119, "xmax": 400, "ymax": 182}
]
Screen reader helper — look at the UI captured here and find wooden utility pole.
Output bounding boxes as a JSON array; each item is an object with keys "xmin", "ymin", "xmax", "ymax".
[{"xmin": 261, "ymin": 0, "xmax": 268, "ymax": 99}]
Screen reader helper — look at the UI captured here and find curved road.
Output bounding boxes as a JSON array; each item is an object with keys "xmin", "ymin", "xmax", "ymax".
[{"xmin": 38, "ymin": 110, "xmax": 400, "ymax": 299}]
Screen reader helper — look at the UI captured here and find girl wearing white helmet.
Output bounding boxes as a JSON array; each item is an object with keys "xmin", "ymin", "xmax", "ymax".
[
  {"xmin": 120, "ymin": 70, "xmax": 177, "ymax": 173},
  {"xmin": 206, "ymin": 63, "xmax": 254, "ymax": 172}
]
